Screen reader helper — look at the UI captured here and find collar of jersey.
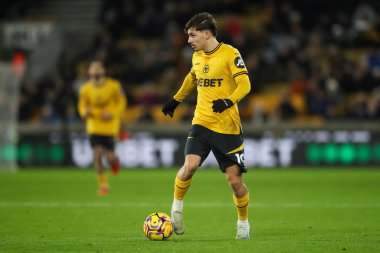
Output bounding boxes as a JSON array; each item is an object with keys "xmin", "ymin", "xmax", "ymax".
[{"xmin": 204, "ymin": 42, "xmax": 223, "ymax": 55}]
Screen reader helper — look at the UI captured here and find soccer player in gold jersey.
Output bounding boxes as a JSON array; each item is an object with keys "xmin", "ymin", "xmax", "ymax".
[
  {"xmin": 162, "ymin": 13, "xmax": 251, "ymax": 239},
  {"xmin": 78, "ymin": 61, "xmax": 126, "ymax": 196}
]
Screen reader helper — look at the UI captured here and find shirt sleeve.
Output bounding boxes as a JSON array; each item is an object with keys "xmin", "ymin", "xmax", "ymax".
[
  {"xmin": 173, "ymin": 70, "xmax": 197, "ymax": 102},
  {"xmin": 110, "ymin": 81, "xmax": 127, "ymax": 117},
  {"xmin": 77, "ymin": 85, "xmax": 88, "ymax": 119},
  {"xmin": 227, "ymin": 74, "xmax": 251, "ymax": 103},
  {"xmin": 226, "ymin": 48, "xmax": 251, "ymax": 103}
]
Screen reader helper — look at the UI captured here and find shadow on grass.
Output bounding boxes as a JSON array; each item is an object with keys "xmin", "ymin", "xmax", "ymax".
[{"xmin": 125, "ymin": 236, "xmax": 248, "ymax": 243}]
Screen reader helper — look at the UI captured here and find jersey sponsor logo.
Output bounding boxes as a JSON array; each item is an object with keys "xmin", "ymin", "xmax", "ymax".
[
  {"xmin": 94, "ymin": 96, "xmax": 111, "ymax": 107},
  {"xmin": 197, "ymin": 78, "xmax": 223, "ymax": 87},
  {"xmin": 203, "ymin": 65, "xmax": 209, "ymax": 73},
  {"xmin": 234, "ymin": 56, "xmax": 245, "ymax": 68}
]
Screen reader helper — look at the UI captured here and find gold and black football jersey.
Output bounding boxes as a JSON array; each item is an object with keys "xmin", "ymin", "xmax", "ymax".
[
  {"xmin": 78, "ymin": 78, "xmax": 126, "ymax": 136},
  {"xmin": 174, "ymin": 43, "xmax": 251, "ymax": 134}
]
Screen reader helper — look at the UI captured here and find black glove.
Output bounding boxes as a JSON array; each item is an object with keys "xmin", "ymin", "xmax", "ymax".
[
  {"xmin": 212, "ymin": 99, "xmax": 233, "ymax": 113},
  {"xmin": 162, "ymin": 98, "xmax": 180, "ymax": 117}
]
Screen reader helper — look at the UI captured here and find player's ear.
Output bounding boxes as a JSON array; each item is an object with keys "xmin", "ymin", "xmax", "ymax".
[{"xmin": 205, "ymin": 30, "xmax": 211, "ymax": 40}]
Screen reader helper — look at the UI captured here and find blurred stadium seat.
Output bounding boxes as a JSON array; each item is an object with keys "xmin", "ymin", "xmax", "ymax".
[{"xmin": 0, "ymin": 0, "xmax": 379, "ymax": 126}]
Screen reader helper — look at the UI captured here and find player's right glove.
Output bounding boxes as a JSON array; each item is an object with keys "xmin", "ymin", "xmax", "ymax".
[
  {"xmin": 162, "ymin": 98, "xmax": 180, "ymax": 117},
  {"xmin": 212, "ymin": 99, "xmax": 233, "ymax": 113}
]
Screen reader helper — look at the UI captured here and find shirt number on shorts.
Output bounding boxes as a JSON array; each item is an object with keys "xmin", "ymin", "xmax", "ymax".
[{"xmin": 235, "ymin": 153, "xmax": 245, "ymax": 164}]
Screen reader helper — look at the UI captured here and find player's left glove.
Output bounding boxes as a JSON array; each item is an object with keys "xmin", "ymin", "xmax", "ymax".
[
  {"xmin": 212, "ymin": 99, "xmax": 234, "ymax": 113},
  {"xmin": 162, "ymin": 98, "xmax": 180, "ymax": 117}
]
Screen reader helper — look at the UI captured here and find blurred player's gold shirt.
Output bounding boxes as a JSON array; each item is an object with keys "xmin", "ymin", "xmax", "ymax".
[
  {"xmin": 174, "ymin": 43, "xmax": 251, "ymax": 134},
  {"xmin": 78, "ymin": 78, "xmax": 126, "ymax": 136}
]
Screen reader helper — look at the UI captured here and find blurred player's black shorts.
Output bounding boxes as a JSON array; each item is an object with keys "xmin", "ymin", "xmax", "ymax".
[
  {"xmin": 89, "ymin": 135, "xmax": 115, "ymax": 151},
  {"xmin": 185, "ymin": 124, "xmax": 247, "ymax": 173}
]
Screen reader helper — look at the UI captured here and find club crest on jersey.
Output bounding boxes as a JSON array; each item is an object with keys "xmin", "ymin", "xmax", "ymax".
[
  {"xmin": 234, "ymin": 57, "xmax": 245, "ymax": 68},
  {"xmin": 203, "ymin": 65, "xmax": 209, "ymax": 73}
]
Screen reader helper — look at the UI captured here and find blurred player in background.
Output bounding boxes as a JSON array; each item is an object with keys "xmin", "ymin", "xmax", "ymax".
[
  {"xmin": 78, "ymin": 61, "xmax": 126, "ymax": 196},
  {"xmin": 162, "ymin": 12, "xmax": 251, "ymax": 239}
]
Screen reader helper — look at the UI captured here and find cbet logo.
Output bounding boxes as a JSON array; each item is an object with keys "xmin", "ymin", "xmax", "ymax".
[{"xmin": 197, "ymin": 78, "xmax": 223, "ymax": 87}]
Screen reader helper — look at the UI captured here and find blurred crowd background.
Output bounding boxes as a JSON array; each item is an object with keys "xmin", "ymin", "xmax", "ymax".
[{"xmin": 1, "ymin": 0, "xmax": 380, "ymax": 126}]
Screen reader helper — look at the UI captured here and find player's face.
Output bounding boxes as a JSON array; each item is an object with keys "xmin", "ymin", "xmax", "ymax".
[
  {"xmin": 187, "ymin": 27, "xmax": 207, "ymax": 51},
  {"xmin": 88, "ymin": 62, "xmax": 106, "ymax": 82}
]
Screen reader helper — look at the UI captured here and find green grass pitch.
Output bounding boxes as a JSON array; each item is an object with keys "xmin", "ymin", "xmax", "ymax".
[{"xmin": 0, "ymin": 167, "xmax": 379, "ymax": 253}]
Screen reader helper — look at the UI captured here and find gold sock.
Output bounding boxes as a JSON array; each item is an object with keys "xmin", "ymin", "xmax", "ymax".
[
  {"xmin": 174, "ymin": 176, "xmax": 192, "ymax": 200},
  {"xmin": 97, "ymin": 173, "xmax": 108, "ymax": 188},
  {"xmin": 233, "ymin": 192, "xmax": 249, "ymax": 220}
]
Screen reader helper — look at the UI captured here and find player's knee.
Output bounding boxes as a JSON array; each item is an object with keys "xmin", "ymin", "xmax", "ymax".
[
  {"xmin": 227, "ymin": 175, "xmax": 242, "ymax": 192},
  {"xmin": 92, "ymin": 149, "xmax": 102, "ymax": 162},
  {"xmin": 183, "ymin": 160, "xmax": 198, "ymax": 175},
  {"xmin": 93, "ymin": 146, "xmax": 102, "ymax": 155},
  {"xmin": 107, "ymin": 152, "xmax": 116, "ymax": 162}
]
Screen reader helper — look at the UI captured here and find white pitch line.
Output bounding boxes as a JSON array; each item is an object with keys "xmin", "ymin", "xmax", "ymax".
[{"xmin": 0, "ymin": 202, "xmax": 379, "ymax": 208}]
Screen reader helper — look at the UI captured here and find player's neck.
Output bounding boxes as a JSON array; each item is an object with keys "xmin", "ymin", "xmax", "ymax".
[
  {"xmin": 204, "ymin": 38, "xmax": 220, "ymax": 53},
  {"xmin": 92, "ymin": 77, "xmax": 106, "ymax": 86}
]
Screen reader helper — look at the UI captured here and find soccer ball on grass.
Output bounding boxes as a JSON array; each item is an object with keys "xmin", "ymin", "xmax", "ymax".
[{"xmin": 143, "ymin": 212, "xmax": 173, "ymax": 240}]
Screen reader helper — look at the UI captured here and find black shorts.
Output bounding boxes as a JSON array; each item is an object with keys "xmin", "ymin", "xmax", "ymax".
[
  {"xmin": 184, "ymin": 124, "xmax": 247, "ymax": 173},
  {"xmin": 89, "ymin": 135, "xmax": 116, "ymax": 151}
]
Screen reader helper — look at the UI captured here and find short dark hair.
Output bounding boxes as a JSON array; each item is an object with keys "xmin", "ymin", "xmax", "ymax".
[{"xmin": 184, "ymin": 12, "xmax": 218, "ymax": 36}]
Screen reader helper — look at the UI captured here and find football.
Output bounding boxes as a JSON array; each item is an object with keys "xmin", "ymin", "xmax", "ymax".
[{"xmin": 143, "ymin": 212, "xmax": 173, "ymax": 240}]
